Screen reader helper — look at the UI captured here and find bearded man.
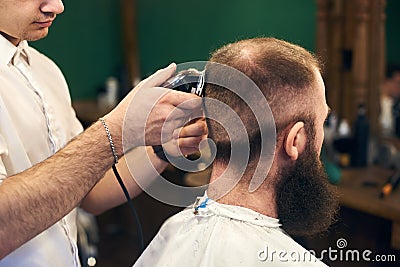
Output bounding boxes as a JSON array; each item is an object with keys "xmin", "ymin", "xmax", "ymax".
[{"xmin": 134, "ymin": 37, "xmax": 339, "ymax": 266}]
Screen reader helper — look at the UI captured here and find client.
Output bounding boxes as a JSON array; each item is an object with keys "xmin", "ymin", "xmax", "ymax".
[{"xmin": 134, "ymin": 37, "xmax": 339, "ymax": 266}]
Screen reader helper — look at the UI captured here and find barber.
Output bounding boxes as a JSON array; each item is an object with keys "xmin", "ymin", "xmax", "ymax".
[{"xmin": 0, "ymin": 0, "xmax": 206, "ymax": 265}]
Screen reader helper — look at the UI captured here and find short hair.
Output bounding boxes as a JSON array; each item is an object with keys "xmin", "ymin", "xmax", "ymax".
[{"xmin": 204, "ymin": 37, "xmax": 321, "ymax": 163}]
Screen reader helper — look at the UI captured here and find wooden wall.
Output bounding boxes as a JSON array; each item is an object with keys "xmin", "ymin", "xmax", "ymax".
[{"xmin": 316, "ymin": 0, "xmax": 387, "ymax": 136}]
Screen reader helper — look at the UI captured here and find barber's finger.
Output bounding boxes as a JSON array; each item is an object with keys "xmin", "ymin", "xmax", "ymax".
[
  {"xmin": 180, "ymin": 146, "xmax": 201, "ymax": 156},
  {"xmin": 162, "ymin": 134, "xmax": 207, "ymax": 156},
  {"xmin": 178, "ymin": 137, "xmax": 209, "ymax": 157},
  {"xmin": 138, "ymin": 63, "xmax": 177, "ymax": 89},
  {"xmin": 162, "ymin": 115, "xmax": 205, "ymax": 141},
  {"xmin": 162, "ymin": 106, "xmax": 201, "ymax": 129},
  {"xmin": 161, "ymin": 90, "xmax": 203, "ymax": 110},
  {"xmin": 173, "ymin": 119, "xmax": 207, "ymax": 139},
  {"xmin": 179, "ymin": 135, "xmax": 207, "ymax": 148}
]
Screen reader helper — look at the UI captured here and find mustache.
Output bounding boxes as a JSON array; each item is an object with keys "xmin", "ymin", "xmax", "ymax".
[{"xmin": 34, "ymin": 14, "xmax": 56, "ymax": 22}]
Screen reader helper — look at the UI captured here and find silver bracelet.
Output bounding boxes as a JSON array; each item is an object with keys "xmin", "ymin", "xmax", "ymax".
[{"xmin": 99, "ymin": 117, "xmax": 118, "ymax": 164}]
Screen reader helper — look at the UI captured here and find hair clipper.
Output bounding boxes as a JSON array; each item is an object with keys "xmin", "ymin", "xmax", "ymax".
[{"xmin": 161, "ymin": 68, "xmax": 205, "ymax": 97}]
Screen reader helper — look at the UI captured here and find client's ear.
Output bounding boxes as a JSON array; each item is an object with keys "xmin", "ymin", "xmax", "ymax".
[{"xmin": 284, "ymin": 121, "xmax": 306, "ymax": 161}]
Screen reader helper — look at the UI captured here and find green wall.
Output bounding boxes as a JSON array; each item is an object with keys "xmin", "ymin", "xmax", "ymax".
[
  {"xmin": 31, "ymin": 0, "xmax": 399, "ymax": 101},
  {"xmin": 136, "ymin": 0, "xmax": 316, "ymax": 77},
  {"xmin": 386, "ymin": 0, "xmax": 400, "ymax": 64}
]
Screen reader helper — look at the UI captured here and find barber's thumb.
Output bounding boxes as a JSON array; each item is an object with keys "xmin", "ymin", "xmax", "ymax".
[{"xmin": 140, "ymin": 63, "xmax": 176, "ymax": 89}]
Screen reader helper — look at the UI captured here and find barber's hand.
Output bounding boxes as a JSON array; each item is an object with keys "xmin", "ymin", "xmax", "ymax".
[
  {"xmin": 105, "ymin": 63, "xmax": 203, "ymax": 154},
  {"xmin": 161, "ymin": 117, "xmax": 208, "ymax": 158}
]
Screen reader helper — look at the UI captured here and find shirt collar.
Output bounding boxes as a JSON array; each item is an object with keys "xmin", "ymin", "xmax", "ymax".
[{"xmin": 0, "ymin": 34, "xmax": 31, "ymax": 66}]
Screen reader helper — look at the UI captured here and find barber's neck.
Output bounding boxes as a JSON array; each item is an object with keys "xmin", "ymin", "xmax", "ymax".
[{"xmin": 207, "ymin": 162, "xmax": 278, "ymax": 218}]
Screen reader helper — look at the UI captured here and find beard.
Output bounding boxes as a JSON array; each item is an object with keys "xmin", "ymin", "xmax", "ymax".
[{"xmin": 275, "ymin": 146, "xmax": 339, "ymax": 237}]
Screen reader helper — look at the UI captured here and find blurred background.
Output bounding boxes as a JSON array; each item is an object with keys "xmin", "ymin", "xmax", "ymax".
[{"xmin": 32, "ymin": 0, "xmax": 400, "ymax": 266}]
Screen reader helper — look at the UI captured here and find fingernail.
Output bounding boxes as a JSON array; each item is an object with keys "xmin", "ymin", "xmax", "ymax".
[{"xmin": 166, "ymin": 62, "xmax": 176, "ymax": 69}]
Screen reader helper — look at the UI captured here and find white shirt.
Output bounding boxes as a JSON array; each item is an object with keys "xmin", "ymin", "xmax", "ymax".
[
  {"xmin": 134, "ymin": 194, "xmax": 328, "ymax": 266},
  {"xmin": 0, "ymin": 34, "xmax": 83, "ymax": 266}
]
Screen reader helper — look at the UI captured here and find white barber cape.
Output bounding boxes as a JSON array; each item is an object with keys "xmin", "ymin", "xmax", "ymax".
[{"xmin": 134, "ymin": 194, "xmax": 328, "ymax": 267}]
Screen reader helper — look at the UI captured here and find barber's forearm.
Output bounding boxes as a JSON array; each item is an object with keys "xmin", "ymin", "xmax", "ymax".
[
  {"xmin": 80, "ymin": 146, "xmax": 168, "ymax": 215},
  {"xmin": 0, "ymin": 120, "xmax": 115, "ymax": 259}
]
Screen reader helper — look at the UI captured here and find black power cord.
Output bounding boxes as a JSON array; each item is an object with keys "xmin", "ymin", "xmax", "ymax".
[
  {"xmin": 99, "ymin": 117, "xmax": 144, "ymax": 252},
  {"xmin": 111, "ymin": 164, "xmax": 144, "ymax": 251}
]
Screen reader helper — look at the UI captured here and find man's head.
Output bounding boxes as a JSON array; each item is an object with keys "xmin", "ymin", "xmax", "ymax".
[
  {"xmin": 205, "ymin": 38, "xmax": 328, "ymax": 160},
  {"xmin": 204, "ymin": 37, "xmax": 338, "ymax": 236},
  {"xmin": 0, "ymin": 0, "xmax": 64, "ymax": 46}
]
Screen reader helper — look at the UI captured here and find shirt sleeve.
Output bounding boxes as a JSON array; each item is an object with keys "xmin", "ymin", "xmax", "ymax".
[
  {"xmin": 0, "ymin": 134, "xmax": 8, "ymax": 182},
  {"xmin": 69, "ymin": 106, "xmax": 84, "ymax": 137}
]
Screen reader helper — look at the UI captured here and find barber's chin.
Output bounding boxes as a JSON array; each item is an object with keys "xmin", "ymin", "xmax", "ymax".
[{"xmin": 26, "ymin": 29, "xmax": 49, "ymax": 42}]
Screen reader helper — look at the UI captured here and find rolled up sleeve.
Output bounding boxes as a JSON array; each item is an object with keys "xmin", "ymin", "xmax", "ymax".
[{"xmin": 0, "ymin": 134, "xmax": 8, "ymax": 182}]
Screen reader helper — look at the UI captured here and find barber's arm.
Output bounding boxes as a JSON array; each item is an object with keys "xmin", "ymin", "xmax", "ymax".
[{"xmin": 0, "ymin": 63, "xmax": 203, "ymax": 259}]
